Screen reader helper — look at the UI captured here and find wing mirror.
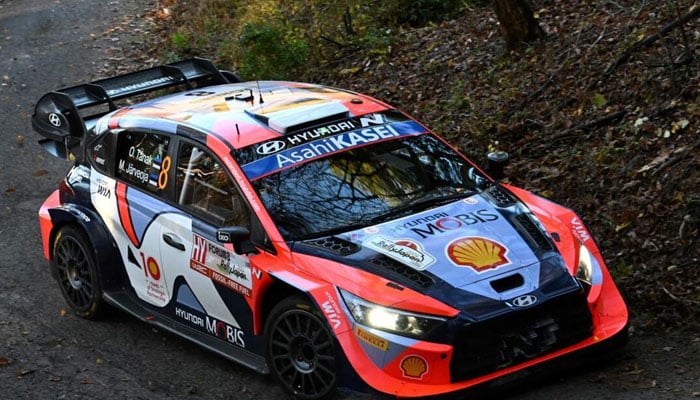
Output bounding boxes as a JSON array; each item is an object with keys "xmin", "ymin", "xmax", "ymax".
[
  {"xmin": 216, "ymin": 226, "xmax": 257, "ymax": 254},
  {"xmin": 485, "ymin": 151, "xmax": 510, "ymax": 181}
]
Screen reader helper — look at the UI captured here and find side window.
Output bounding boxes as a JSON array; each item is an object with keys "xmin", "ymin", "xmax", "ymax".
[
  {"xmin": 115, "ymin": 131, "xmax": 171, "ymax": 194},
  {"xmin": 87, "ymin": 132, "xmax": 117, "ymax": 175},
  {"xmin": 176, "ymin": 142, "xmax": 249, "ymax": 227}
]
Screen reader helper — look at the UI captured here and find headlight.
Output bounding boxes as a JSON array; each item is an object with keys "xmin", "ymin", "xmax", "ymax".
[
  {"xmin": 576, "ymin": 241, "xmax": 594, "ymax": 284},
  {"xmin": 339, "ymin": 289, "xmax": 445, "ymax": 338}
]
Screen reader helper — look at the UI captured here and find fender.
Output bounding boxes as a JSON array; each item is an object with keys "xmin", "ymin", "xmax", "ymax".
[{"xmin": 47, "ymin": 204, "xmax": 126, "ymax": 292}]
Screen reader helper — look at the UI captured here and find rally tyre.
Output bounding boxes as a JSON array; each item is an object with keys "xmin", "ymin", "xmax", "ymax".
[
  {"xmin": 266, "ymin": 296, "xmax": 338, "ymax": 400},
  {"xmin": 52, "ymin": 225, "xmax": 105, "ymax": 319}
]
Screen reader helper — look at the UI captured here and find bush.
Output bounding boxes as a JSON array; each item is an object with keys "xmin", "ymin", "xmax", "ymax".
[
  {"xmin": 237, "ymin": 22, "xmax": 309, "ymax": 80},
  {"xmin": 159, "ymin": 0, "xmax": 476, "ymax": 79}
]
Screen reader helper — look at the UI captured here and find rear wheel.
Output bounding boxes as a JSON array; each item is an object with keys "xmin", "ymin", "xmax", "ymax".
[
  {"xmin": 266, "ymin": 296, "xmax": 338, "ymax": 400},
  {"xmin": 52, "ymin": 225, "xmax": 105, "ymax": 319}
]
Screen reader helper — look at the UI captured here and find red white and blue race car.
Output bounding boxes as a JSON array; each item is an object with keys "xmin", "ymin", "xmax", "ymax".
[{"xmin": 33, "ymin": 58, "xmax": 628, "ymax": 399}]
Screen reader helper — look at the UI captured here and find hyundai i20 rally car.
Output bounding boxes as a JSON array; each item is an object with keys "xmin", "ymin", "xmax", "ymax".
[{"xmin": 33, "ymin": 58, "xmax": 628, "ymax": 399}]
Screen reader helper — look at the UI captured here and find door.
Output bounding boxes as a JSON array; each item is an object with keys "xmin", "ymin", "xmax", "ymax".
[{"xmin": 159, "ymin": 141, "xmax": 252, "ymax": 349}]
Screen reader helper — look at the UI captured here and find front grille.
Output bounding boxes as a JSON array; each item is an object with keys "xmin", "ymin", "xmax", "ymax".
[
  {"xmin": 449, "ymin": 292, "xmax": 592, "ymax": 382},
  {"xmin": 368, "ymin": 255, "xmax": 434, "ymax": 289}
]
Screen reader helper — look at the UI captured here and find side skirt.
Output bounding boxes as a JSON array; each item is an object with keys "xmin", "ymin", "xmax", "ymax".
[{"xmin": 103, "ymin": 291, "xmax": 269, "ymax": 374}]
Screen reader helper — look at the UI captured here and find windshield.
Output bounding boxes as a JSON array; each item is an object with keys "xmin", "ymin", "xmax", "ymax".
[{"xmin": 252, "ymin": 134, "xmax": 479, "ymax": 240}]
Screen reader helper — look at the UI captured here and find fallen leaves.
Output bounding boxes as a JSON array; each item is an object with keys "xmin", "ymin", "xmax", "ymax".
[{"xmin": 636, "ymin": 146, "xmax": 688, "ymax": 174}]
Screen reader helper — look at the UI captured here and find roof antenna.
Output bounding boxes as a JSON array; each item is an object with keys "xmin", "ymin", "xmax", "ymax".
[
  {"xmin": 256, "ymin": 80, "xmax": 264, "ymax": 104},
  {"xmin": 235, "ymin": 123, "xmax": 241, "ymax": 137}
]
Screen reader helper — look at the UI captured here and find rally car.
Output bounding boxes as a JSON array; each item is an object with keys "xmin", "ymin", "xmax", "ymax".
[{"xmin": 33, "ymin": 58, "xmax": 628, "ymax": 399}]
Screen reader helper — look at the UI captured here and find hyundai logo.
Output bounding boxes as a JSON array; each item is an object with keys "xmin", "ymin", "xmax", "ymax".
[
  {"xmin": 511, "ymin": 294, "xmax": 537, "ymax": 308},
  {"xmin": 48, "ymin": 113, "xmax": 62, "ymax": 127},
  {"xmin": 256, "ymin": 140, "xmax": 286, "ymax": 155}
]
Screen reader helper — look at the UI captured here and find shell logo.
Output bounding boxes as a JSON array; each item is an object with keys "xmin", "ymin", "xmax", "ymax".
[
  {"xmin": 447, "ymin": 237, "xmax": 509, "ymax": 271},
  {"xmin": 400, "ymin": 355, "xmax": 428, "ymax": 380}
]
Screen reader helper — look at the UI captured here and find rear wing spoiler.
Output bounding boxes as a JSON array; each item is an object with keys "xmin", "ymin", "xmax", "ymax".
[{"xmin": 32, "ymin": 57, "xmax": 239, "ymax": 160}]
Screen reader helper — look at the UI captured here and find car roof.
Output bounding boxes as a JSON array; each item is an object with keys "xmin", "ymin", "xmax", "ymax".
[{"xmin": 117, "ymin": 81, "xmax": 393, "ymax": 149}]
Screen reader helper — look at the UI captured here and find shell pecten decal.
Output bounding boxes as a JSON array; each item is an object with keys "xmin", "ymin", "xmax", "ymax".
[
  {"xmin": 447, "ymin": 237, "xmax": 509, "ymax": 272},
  {"xmin": 400, "ymin": 355, "xmax": 429, "ymax": 380}
]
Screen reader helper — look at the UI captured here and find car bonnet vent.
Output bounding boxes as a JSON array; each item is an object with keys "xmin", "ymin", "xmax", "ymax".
[
  {"xmin": 247, "ymin": 99, "xmax": 349, "ymax": 134},
  {"xmin": 303, "ymin": 236, "xmax": 360, "ymax": 256},
  {"xmin": 485, "ymin": 185, "xmax": 516, "ymax": 207},
  {"xmin": 368, "ymin": 256, "xmax": 434, "ymax": 289},
  {"xmin": 490, "ymin": 273, "xmax": 524, "ymax": 293},
  {"xmin": 514, "ymin": 214, "xmax": 553, "ymax": 250}
]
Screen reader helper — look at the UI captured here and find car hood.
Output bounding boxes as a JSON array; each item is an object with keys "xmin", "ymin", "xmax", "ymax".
[{"xmin": 292, "ymin": 186, "xmax": 581, "ymax": 321}]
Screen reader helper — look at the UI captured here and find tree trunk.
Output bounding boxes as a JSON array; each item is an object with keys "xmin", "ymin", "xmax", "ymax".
[{"xmin": 492, "ymin": 0, "xmax": 545, "ymax": 50}]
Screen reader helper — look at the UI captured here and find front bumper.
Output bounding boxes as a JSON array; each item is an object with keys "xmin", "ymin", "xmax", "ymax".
[{"xmin": 333, "ymin": 263, "xmax": 628, "ymax": 397}]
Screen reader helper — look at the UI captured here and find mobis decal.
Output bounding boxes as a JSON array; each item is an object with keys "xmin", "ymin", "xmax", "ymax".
[
  {"xmin": 446, "ymin": 237, "xmax": 510, "ymax": 272},
  {"xmin": 363, "ymin": 236, "xmax": 436, "ymax": 271},
  {"xmin": 409, "ymin": 209, "xmax": 499, "ymax": 239},
  {"xmin": 190, "ymin": 234, "xmax": 253, "ymax": 297},
  {"xmin": 174, "ymin": 306, "xmax": 246, "ymax": 348}
]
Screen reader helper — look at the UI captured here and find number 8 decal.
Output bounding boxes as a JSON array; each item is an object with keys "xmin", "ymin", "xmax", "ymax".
[{"xmin": 158, "ymin": 155, "xmax": 172, "ymax": 190}]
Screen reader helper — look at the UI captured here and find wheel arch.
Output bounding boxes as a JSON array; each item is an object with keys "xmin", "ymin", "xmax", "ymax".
[
  {"xmin": 256, "ymin": 274, "xmax": 367, "ymax": 395},
  {"xmin": 258, "ymin": 277, "xmax": 312, "ymax": 335},
  {"xmin": 47, "ymin": 206, "xmax": 124, "ymax": 292}
]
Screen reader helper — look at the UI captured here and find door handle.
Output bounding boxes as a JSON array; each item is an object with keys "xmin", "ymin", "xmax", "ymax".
[{"xmin": 162, "ymin": 233, "xmax": 186, "ymax": 251}]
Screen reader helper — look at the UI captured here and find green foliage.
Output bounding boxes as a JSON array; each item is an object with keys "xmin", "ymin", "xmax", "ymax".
[
  {"xmin": 592, "ymin": 93, "xmax": 608, "ymax": 108},
  {"xmin": 171, "ymin": 32, "xmax": 190, "ymax": 53},
  {"xmin": 159, "ymin": 0, "xmax": 478, "ymax": 79},
  {"xmin": 237, "ymin": 22, "xmax": 309, "ymax": 80}
]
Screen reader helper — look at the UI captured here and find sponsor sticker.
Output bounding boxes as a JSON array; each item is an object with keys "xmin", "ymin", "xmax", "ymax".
[
  {"xmin": 174, "ymin": 306, "xmax": 246, "ymax": 348},
  {"xmin": 190, "ymin": 234, "xmax": 252, "ymax": 297},
  {"xmin": 242, "ymin": 120, "xmax": 425, "ymax": 180},
  {"xmin": 354, "ymin": 326, "xmax": 388, "ymax": 351},
  {"xmin": 321, "ymin": 291, "xmax": 342, "ymax": 330},
  {"xmin": 400, "ymin": 355, "xmax": 429, "ymax": 380},
  {"xmin": 446, "ymin": 237, "xmax": 510, "ymax": 272},
  {"xmin": 364, "ymin": 235, "xmax": 435, "ymax": 271},
  {"xmin": 571, "ymin": 216, "xmax": 591, "ymax": 242}
]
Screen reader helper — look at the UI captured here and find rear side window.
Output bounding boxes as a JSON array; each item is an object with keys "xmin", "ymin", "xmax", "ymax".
[{"xmin": 115, "ymin": 131, "xmax": 171, "ymax": 194}]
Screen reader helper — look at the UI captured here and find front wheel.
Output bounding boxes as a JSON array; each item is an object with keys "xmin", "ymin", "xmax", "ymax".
[
  {"xmin": 52, "ymin": 225, "xmax": 105, "ymax": 319},
  {"xmin": 265, "ymin": 296, "xmax": 338, "ymax": 400}
]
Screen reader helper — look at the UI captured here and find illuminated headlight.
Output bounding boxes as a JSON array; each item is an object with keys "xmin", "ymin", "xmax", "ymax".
[
  {"xmin": 576, "ymin": 241, "xmax": 594, "ymax": 284},
  {"xmin": 339, "ymin": 289, "xmax": 445, "ymax": 338}
]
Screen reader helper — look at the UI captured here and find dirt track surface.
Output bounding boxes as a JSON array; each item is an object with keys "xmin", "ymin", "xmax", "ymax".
[{"xmin": 0, "ymin": 1, "xmax": 698, "ymax": 399}]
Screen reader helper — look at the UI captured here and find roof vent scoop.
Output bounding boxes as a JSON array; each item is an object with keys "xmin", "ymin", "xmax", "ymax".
[{"xmin": 248, "ymin": 99, "xmax": 349, "ymax": 133}]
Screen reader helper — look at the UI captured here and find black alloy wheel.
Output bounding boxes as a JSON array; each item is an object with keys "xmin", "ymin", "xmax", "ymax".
[
  {"xmin": 53, "ymin": 225, "xmax": 105, "ymax": 319},
  {"xmin": 266, "ymin": 296, "xmax": 338, "ymax": 400}
]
